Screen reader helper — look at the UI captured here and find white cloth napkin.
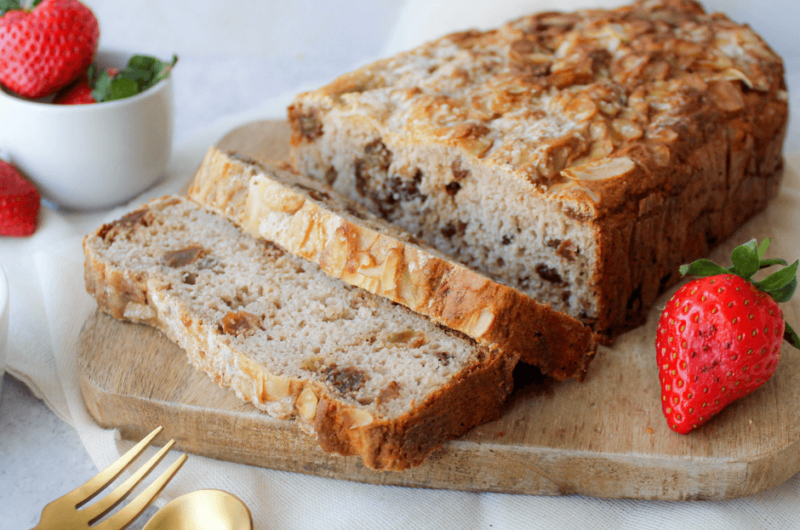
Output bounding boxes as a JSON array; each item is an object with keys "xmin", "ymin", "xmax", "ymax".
[{"xmin": 7, "ymin": 0, "xmax": 800, "ymax": 527}]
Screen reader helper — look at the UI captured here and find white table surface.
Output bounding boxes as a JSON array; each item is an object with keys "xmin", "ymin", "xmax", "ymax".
[{"xmin": 2, "ymin": 1, "xmax": 800, "ymax": 528}]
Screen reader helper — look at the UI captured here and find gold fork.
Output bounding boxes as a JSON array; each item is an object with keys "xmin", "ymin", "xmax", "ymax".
[{"xmin": 32, "ymin": 426, "xmax": 188, "ymax": 530}]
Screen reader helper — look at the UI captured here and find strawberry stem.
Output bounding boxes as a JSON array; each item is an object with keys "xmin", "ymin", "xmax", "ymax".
[
  {"xmin": 786, "ymin": 323, "xmax": 800, "ymax": 350},
  {"xmin": 680, "ymin": 238, "xmax": 799, "ymax": 350},
  {"xmin": 757, "ymin": 238, "xmax": 771, "ymax": 259}
]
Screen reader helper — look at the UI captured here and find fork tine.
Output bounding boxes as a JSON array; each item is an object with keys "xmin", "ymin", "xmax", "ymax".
[
  {"xmin": 82, "ymin": 439, "xmax": 177, "ymax": 524},
  {"xmin": 67, "ymin": 426, "xmax": 163, "ymax": 507},
  {"xmin": 93, "ymin": 452, "xmax": 188, "ymax": 530}
]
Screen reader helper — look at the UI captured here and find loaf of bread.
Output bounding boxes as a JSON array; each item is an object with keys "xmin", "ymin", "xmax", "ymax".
[
  {"xmin": 189, "ymin": 147, "xmax": 597, "ymax": 380},
  {"xmin": 83, "ymin": 196, "xmax": 518, "ymax": 471},
  {"xmin": 288, "ymin": 0, "xmax": 788, "ymax": 342}
]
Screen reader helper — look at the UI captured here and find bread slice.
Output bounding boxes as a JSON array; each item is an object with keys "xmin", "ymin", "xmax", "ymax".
[
  {"xmin": 83, "ymin": 196, "xmax": 518, "ymax": 471},
  {"xmin": 189, "ymin": 147, "xmax": 597, "ymax": 381},
  {"xmin": 287, "ymin": 0, "xmax": 787, "ymax": 343}
]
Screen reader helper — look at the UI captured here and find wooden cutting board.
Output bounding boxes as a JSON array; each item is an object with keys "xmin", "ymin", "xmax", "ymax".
[{"xmin": 77, "ymin": 120, "xmax": 800, "ymax": 501}]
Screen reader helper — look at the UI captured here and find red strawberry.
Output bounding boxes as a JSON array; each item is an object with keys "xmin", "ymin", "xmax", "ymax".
[
  {"xmin": 53, "ymin": 78, "xmax": 95, "ymax": 104},
  {"xmin": 0, "ymin": 0, "xmax": 99, "ymax": 99},
  {"xmin": 0, "ymin": 160, "xmax": 41, "ymax": 237},
  {"xmin": 657, "ymin": 239, "xmax": 799, "ymax": 434},
  {"xmin": 54, "ymin": 66, "xmax": 120, "ymax": 105}
]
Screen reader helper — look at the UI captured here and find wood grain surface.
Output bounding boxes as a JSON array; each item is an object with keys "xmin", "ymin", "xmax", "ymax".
[{"xmin": 77, "ymin": 120, "xmax": 800, "ymax": 500}]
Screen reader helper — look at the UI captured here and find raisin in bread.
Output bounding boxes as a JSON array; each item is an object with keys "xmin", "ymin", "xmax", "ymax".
[
  {"xmin": 287, "ymin": 0, "xmax": 787, "ymax": 343},
  {"xmin": 189, "ymin": 147, "xmax": 597, "ymax": 380},
  {"xmin": 83, "ymin": 196, "xmax": 518, "ymax": 471}
]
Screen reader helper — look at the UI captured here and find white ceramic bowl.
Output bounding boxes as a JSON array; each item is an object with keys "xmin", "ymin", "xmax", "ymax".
[
  {"xmin": 0, "ymin": 51, "xmax": 174, "ymax": 211},
  {"xmin": 0, "ymin": 265, "xmax": 8, "ymax": 398}
]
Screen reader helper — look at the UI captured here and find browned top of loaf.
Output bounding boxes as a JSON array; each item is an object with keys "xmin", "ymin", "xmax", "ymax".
[{"xmin": 290, "ymin": 0, "xmax": 787, "ymax": 218}]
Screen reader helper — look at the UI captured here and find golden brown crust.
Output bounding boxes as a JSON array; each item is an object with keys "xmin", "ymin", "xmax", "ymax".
[
  {"xmin": 84, "ymin": 218, "xmax": 151, "ymax": 321},
  {"xmin": 290, "ymin": 0, "xmax": 786, "ymax": 207},
  {"xmin": 190, "ymin": 148, "xmax": 597, "ymax": 380},
  {"xmin": 589, "ymin": 88, "xmax": 786, "ymax": 340},
  {"xmin": 314, "ymin": 348, "xmax": 516, "ymax": 470},
  {"xmin": 430, "ymin": 268, "xmax": 594, "ymax": 379},
  {"xmin": 83, "ymin": 198, "xmax": 517, "ymax": 471},
  {"xmin": 287, "ymin": 0, "xmax": 788, "ymax": 342}
]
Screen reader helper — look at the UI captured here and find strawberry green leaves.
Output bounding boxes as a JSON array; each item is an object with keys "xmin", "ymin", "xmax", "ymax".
[
  {"xmin": 679, "ymin": 238, "xmax": 799, "ymax": 350},
  {"xmin": 90, "ymin": 55, "xmax": 177, "ymax": 103},
  {"xmin": 0, "ymin": 0, "xmax": 43, "ymax": 17},
  {"xmin": 759, "ymin": 258, "xmax": 789, "ymax": 269},
  {"xmin": 127, "ymin": 55, "xmax": 176, "ymax": 85},
  {"xmin": 755, "ymin": 260, "xmax": 798, "ymax": 292},
  {"xmin": 763, "ymin": 275, "xmax": 797, "ymax": 304},
  {"xmin": 730, "ymin": 239, "xmax": 760, "ymax": 278},
  {"xmin": 757, "ymin": 238, "xmax": 770, "ymax": 260},
  {"xmin": 0, "ymin": 0, "xmax": 21, "ymax": 16},
  {"xmin": 742, "ymin": 238, "xmax": 799, "ymax": 303},
  {"xmin": 728, "ymin": 238, "xmax": 799, "ymax": 303},
  {"xmin": 678, "ymin": 260, "xmax": 729, "ymax": 278}
]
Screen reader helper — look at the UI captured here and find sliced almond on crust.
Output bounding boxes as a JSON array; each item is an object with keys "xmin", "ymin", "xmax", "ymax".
[
  {"xmin": 346, "ymin": 408, "xmax": 374, "ymax": 429},
  {"xmin": 251, "ymin": 177, "xmax": 306, "ymax": 214},
  {"xmin": 380, "ymin": 247, "xmax": 404, "ymax": 293},
  {"xmin": 318, "ymin": 225, "xmax": 350, "ymax": 275},
  {"xmin": 469, "ymin": 308, "xmax": 495, "ymax": 338},
  {"xmin": 297, "ymin": 387, "xmax": 318, "ymax": 421},
  {"xmin": 265, "ymin": 373, "xmax": 291, "ymax": 400},
  {"xmin": 708, "ymin": 80, "xmax": 745, "ymax": 112},
  {"xmin": 561, "ymin": 156, "xmax": 635, "ymax": 182},
  {"xmin": 123, "ymin": 302, "xmax": 156, "ymax": 321}
]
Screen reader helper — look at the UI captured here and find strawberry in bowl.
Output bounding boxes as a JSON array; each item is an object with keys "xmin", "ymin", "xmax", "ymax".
[
  {"xmin": 52, "ymin": 67, "xmax": 117, "ymax": 105},
  {"xmin": 55, "ymin": 55, "xmax": 176, "ymax": 105},
  {"xmin": 0, "ymin": 0, "xmax": 99, "ymax": 99},
  {"xmin": 0, "ymin": 50, "xmax": 176, "ymax": 210},
  {"xmin": 0, "ymin": 0, "xmax": 178, "ymax": 210},
  {"xmin": 657, "ymin": 239, "xmax": 799, "ymax": 434}
]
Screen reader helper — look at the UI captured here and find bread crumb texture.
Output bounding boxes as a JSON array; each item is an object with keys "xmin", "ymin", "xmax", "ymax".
[
  {"xmin": 191, "ymin": 147, "xmax": 598, "ymax": 380},
  {"xmin": 84, "ymin": 196, "xmax": 515, "ymax": 470}
]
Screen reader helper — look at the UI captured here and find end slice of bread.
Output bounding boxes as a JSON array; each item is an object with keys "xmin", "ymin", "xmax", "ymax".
[
  {"xmin": 83, "ymin": 196, "xmax": 518, "ymax": 471},
  {"xmin": 190, "ymin": 147, "xmax": 597, "ymax": 380}
]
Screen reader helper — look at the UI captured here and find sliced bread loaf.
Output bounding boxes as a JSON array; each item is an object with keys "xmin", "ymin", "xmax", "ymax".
[
  {"xmin": 83, "ymin": 196, "xmax": 518, "ymax": 471},
  {"xmin": 189, "ymin": 147, "xmax": 597, "ymax": 381}
]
